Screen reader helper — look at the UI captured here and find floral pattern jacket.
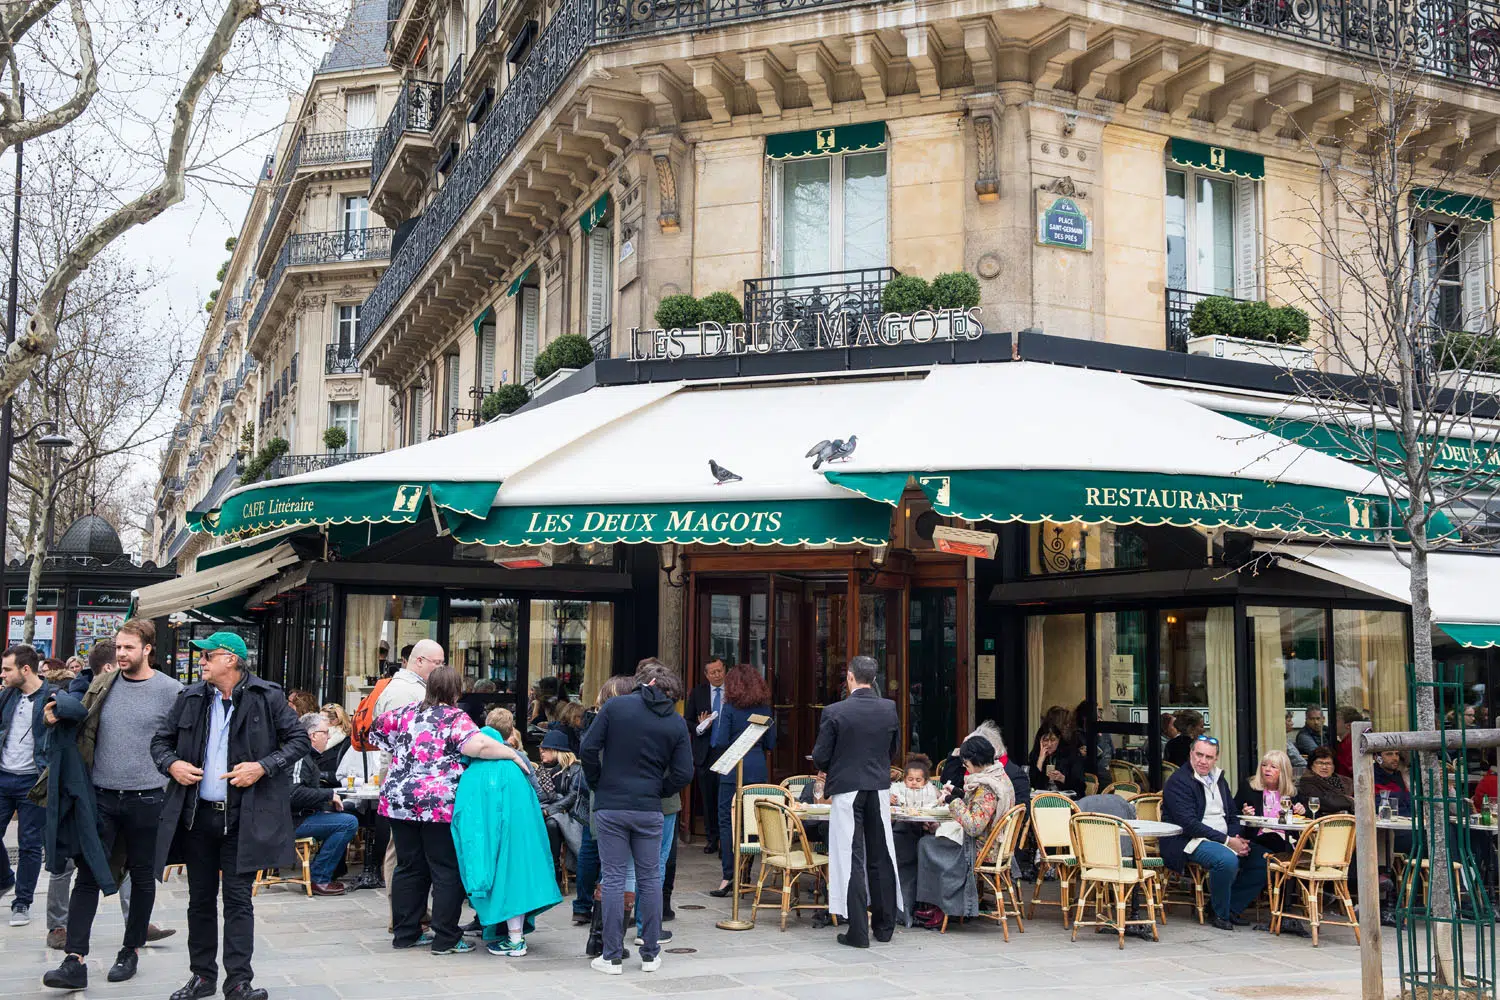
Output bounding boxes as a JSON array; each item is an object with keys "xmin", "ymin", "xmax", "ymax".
[{"xmin": 371, "ymin": 703, "xmax": 478, "ymax": 823}]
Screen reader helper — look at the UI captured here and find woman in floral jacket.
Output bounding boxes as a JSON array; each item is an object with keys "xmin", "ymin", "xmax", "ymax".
[
  {"xmin": 371, "ymin": 666, "xmax": 526, "ymax": 954},
  {"xmin": 911, "ymin": 734, "xmax": 1015, "ymax": 928}
]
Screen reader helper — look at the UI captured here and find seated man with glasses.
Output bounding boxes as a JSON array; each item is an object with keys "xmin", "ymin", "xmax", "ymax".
[{"xmin": 1159, "ymin": 733, "xmax": 1267, "ymax": 931}]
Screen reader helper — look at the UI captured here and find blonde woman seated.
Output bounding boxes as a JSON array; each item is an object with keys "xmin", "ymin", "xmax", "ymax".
[
  {"xmin": 909, "ymin": 736, "xmax": 1015, "ymax": 930},
  {"xmin": 1232, "ymin": 749, "xmax": 1305, "ymax": 857}
]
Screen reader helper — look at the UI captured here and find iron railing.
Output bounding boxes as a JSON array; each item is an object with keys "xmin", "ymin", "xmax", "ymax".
[
  {"xmin": 300, "ymin": 128, "xmax": 380, "ymax": 165},
  {"xmin": 588, "ymin": 325, "xmax": 612, "ymax": 360},
  {"xmin": 224, "ymin": 296, "xmax": 243, "ymax": 320},
  {"xmin": 387, "ymin": 0, "xmax": 404, "ymax": 41},
  {"xmin": 289, "ymin": 227, "xmax": 393, "ymax": 265},
  {"xmin": 256, "ymin": 136, "xmax": 303, "ymax": 263},
  {"xmin": 444, "ymin": 54, "xmax": 465, "ymax": 107},
  {"xmin": 187, "ymin": 452, "xmax": 201, "ymax": 471},
  {"xmin": 476, "ymin": 0, "xmax": 497, "ymax": 45},
  {"xmin": 326, "ymin": 343, "xmax": 361, "ymax": 374},
  {"xmin": 1164, "ymin": 287, "xmax": 1253, "ymax": 352},
  {"xmin": 219, "ymin": 378, "xmax": 238, "ymax": 403},
  {"xmin": 205, "ymin": 356, "xmax": 219, "ymax": 375},
  {"xmin": 163, "ymin": 477, "xmax": 183, "ymax": 493},
  {"xmin": 291, "ymin": 352, "xmax": 299, "ymax": 384},
  {"xmin": 266, "ymin": 451, "xmax": 379, "ymax": 479},
  {"xmin": 190, "ymin": 389, "xmax": 204, "ymax": 407},
  {"xmin": 742, "ymin": 267, "xmax": 898, "ymax": 339},
  {"xmin": 371, "ymin": 80, "xmax": 443, "ymax": 190}
]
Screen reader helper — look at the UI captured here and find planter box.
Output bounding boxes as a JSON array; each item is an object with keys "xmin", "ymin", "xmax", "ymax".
[
  {"xmin": 1436, "ymin": 368, "xmax": 1500, "ymax": 397},
  {"xmin": 1187, "ymin": 334, "xmax": 1315, "ymax": 370},
  {"xmin": 529, "ymin": 367, "xmax": 579, "ymax": 400}
]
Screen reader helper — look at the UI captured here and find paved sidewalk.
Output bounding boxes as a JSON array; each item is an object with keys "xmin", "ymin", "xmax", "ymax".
[{"xmin": 0, "ymin": 848, "xmax": 1402, "ymax": 1000}]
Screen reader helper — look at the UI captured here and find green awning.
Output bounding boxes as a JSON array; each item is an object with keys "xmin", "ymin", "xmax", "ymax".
[
  {"xmin": 194, "ymin": 527, "xmax": 307, "ymax": 573},
  {"xmin": 1437, "ymin": 623, "xmax": 1500, "ymax": 648},
  {"xmin": 472, "ymin": 305, "xmax": 494, "ymax": 335},
  {"xmin": 579, "ymin": 193, "xmax": 610, "ymax": 234},
  {"xmin": 506, "ymin": 266, "xmax": 534, "ymax": 297},
  {"xmin": 1223, "ymin": 412, "xmax": 1500, "ymax": 479},
  {"xmin": 1168, "ymin": 138, "xmax": 1265, "ymax": 180},
  {"xmin": 1413, "ymin": 187, "xmax": 1495, "ymax": 224},
  {"xmin": 827, "ymin": 469, "xmax": 1399, "ymax": 542},
  {"xmin": 188, "ymin": 480, "xmax": 501, "ymax": 536},
  {"xmin": 450, "ymin": 498, "xmax": 891, "ymax": 547},
  {"xmin": 766, "ymin": 121, "xmax": 886, "ymax": 161}
]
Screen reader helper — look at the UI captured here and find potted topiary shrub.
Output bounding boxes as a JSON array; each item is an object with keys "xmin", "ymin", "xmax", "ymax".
[
  {"xmin": 698, "ymin": 291, "xmax": 744, "ymax": 326},
  {"xmin": 880, "ymin": 275, "xmax": 931, "ymax": 315},
  {"xmin": 1434, "ymin": 329, "xmax": 1500, "ymax": 395},
  {"xmin": 531, "ymin": 334, "xmax": 595, "ymax": 396},
  {"xmin": 481, "ymin": 383, "xmax": 531, "ymax": 421},
  {"xmin": 1186, "ymin": 296, "xmax": 1314, "ymax": 370},
  {"xmin": 929, "ymin": 272, "xmax": 981, "ymax": 310},
  {"xmin": 322, "ymin": 426, "xmax": 349, "ymax": 453},
  {"xmin": 654, "ymin": 294, "xmax": 703, "ymax": 330}
]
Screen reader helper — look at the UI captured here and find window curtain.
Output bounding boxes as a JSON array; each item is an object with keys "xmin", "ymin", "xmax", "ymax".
[
  {"xmin": 342, "ymin": 595, "xmax": 388, "ymax": 691},
  {"xmin": 1251, "ymin": 609, "xmax": 1287, "ymax": 770},
  {"xmin": 1027, "ymin": 616, "xmax": 1045, "ymax": 739},
  {"xmin": 781, "ymin": 158, "xmax": 830, "ymax": 275},
  {"xmin": 582, "ymin": 602, "xmax": 614, "ymax": 707},
  {"xmin": 528, "ymin": 600, "xmax": 550, "ymax": 695},
  {"xmin": 1343, "ymin": 609, "xmax": 1408, "ymax": 733},
  {"xmin": 1205, "ymin": 607, "xmax": 1239, "ymax": 782}
]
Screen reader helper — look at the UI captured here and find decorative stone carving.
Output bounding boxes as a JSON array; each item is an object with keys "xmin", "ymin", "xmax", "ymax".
[
  {"xmin": 654, "ymin": 154, "xmax": 680, "ymax": 232},
  {"xmin": 973, "ymin": 114, "xmax": 998, "ymax": 202},
  {"xmin": 976, "ymin": 253, "xmax": 1002, "ymax": 279},
  {"xmin": 339, "ymin": 284, "xmax": 356, "ymax": 298},
  {"xmin": 1040, "ymin": 175, "xmax": 1086, "ymax": 198},
  {"xmin": 301, "ymin": 293, "xmax": 328, "ymax": 311},
  {"xmin": 327, "ymin": 378, "xmax": 362, "ymax": 400}
]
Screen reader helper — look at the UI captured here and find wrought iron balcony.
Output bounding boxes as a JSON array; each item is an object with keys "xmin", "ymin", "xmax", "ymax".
[
  {"xmin": 300, "ymin": 128, "xmax": 380, "ymax": 166},
  {"xmin": 205, "ymin": 356, "xmax": 219, "ymax": 375},
  {"xmin": 386, "ymin": 0, "xmax": 403, "ymax": 42},
  {"xmin": 1165, "ymin": 287, "xmax": 1254, "ymax": 352},
  {"xmin": 224, "ymin": 296, "xmax": 243, "ymax": 320},
  {"xmin": 163, "ymin": 476, "xmax": 183, "ymax": 494},
  {"xmin": 371, "ymin": 80, "xmax": 442, "ymax": 191},
  {"xmin": 444, "ymin": 54, "xmax": 465, "ymax": 107},
  {"xmin": 256, "ymin": 136, "xmax": 303, "ymax": 262},
  {"xmin": 266, "ymin": 451, "xmax": 379, "ymax": 480},
  {"xmin": 742, "ymin": 267, "xmax": 898, "ymax": 339},
  {"xmin": 190, "ymin": 389, "xmax": 204, "ymax": 407},
  {"xmin": 289, "ymin": 227, "xmax": 393, "ymax": 266},
  {"xmin": 476, "ymin": 0, "xmax": 497, "ymax": 45},
  {"xmin": 588, "ymin": 325, "xmax": 612, "ymax": 360},
  {"xmin": 220, "ymin": 378, "xmax": 238, "ymax": 403},
  {"xmin": 187, "ymin": 452, "xmax": 201, "ymax": 471},
  {"xmin": 326, "ymin": 344, "xmax": 361, "ymax": 374}
]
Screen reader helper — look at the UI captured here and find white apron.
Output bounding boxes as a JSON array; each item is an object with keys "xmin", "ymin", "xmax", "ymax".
[{"xmin": 826, "ymin": 791, "xmax": 905, "ymax": 918}]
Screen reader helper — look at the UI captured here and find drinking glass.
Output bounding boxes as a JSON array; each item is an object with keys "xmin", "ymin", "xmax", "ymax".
[
  {"xmin": 1378, "ymin": 792, "xmax": 1392, "ymax": 821},
  {"xmin": 1308, "ymin": 797, "xmax": 1320, "ymax": 820}
]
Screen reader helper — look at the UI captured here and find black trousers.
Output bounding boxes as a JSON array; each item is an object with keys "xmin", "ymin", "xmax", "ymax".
[
  {"xmin": 844, "ymin": 789, "xmax": 897, "ymax": 947},
  {"xmin": 67, "ymin": 787, "xmax": 165, "ymax": 956},
  {"xmin": 696, "ymin": 767, "xmax": 720, "ymax": 843},
  {"xmin": 389, "ymin": 819, "xmax": 463, "ymax": 951},
  {"xmin": 181, "ymin": 807, "xmax": 256, "ymax": 989}
]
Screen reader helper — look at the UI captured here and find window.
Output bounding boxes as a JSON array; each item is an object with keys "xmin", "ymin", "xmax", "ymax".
[
  {"xmin": 336, "ymin": 305, "xmax": 359, "ymax": 354},
  {"xmin": 444, "ymin": 354, "xmax": 460, "ymax": 433},
  {"xmin": 344, "ymin": 89, "xmax": 376, "ymax": 130},
  {"xmin": 342, "ymin": 194, "xmax": 369, "ymax": 232},
  {"xmin": 477, "ymin": 319, "xmax": 496, "ymax": 392},
  {"xmin": 517, "ymin": 286, "xmax": 539, "ymax": 382},
  {"xmin": 585, "ymin": 226, "xmax": 612, "ymax": 337},
  {"xmin": 1249, "ymin": 606, "xmax": 1327, "ymax": 770},
  {"xmin": 328, "ymin": 401, "xmax": 358, "ymax": 454},
  {"xmin": 775, "ymin": 150, "xmax": 887, "ymax": 275},
  {"xmin": 1415, "ymin": 214, "xmax": 1490, "ymax": 333},
  {"xmin": 406, "ymin": 383, "xmax": 426, "ymax": 445},
  {"xmin": 1165, "ymin": 168, "xmax": 1258, "ymax": 299}
]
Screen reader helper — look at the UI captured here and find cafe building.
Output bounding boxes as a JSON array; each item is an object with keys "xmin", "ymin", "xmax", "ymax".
[{"xmin": 137, "ymin": 328, "xmax": 1500, "ymax": 798}]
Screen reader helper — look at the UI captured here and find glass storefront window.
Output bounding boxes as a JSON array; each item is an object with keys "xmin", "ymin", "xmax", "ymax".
[
  {"xmin": 449, "ymin": 597, "xmax": 520, "ymax": 705},
  {"xmin": 1096, "ymin": 610, "xmax": 1149, "ymax": 769},
  {"xmin": 811, "ymin": 585, "xmax": 849, "ymax": 710},
  {"xmin": 708, "ymin": 594, "xmax": 742, "ymax": 665},
  {"xmin": 529, "ymin": 599, "xmax": 613, "ymax": 713},
  {"xmin": 1026, "ymin": 522, "xmax": 1204, "ymax": 576},
  {"xmin": 1250, "ymin": 606, "xmax": 1327, "ymax": 775},
  {"xmin": 1159, "ymin": 607, "xmax": 1238, "ymax": 781},
  {"xmin": 342, "ymin": 594, "xmax": 438, "ymax": 708},
  {"xmin": 1026, "ymin": 612, "xmax": 1086, "ymax": 742},
  {"xmin": 1334, "ymin": 610, "xmax": 1408, "ymax": 753},
  {"xmin": 859, "ymin": 590, "xmax": 900, "ymax": 698},
  {"xmin": 909, "ymin": 590, "xmax": 958, "ymax": 762}
]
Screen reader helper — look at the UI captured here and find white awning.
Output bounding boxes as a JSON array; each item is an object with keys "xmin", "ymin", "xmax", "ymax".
[{"xmin": 134, "ymin": 543, "xmax": 301, "ymax": 619}]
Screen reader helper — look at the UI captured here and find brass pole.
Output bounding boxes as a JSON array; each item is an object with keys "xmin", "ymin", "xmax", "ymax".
[{"xmin": 716, "ymin": 758, "xmax": 753, "ymax": 931}]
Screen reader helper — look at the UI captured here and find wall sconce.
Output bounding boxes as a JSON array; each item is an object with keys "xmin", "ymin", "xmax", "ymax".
[
  {"xmin": 659, "ymin": 541, "xmax": 685, "ymax": 587},
  {"xmin": 870, "ymin": 543, "xmax": 889, "ymax": 566}
]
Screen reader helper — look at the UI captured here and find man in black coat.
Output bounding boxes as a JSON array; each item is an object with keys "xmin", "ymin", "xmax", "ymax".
[
  {"xmin": 289, "ymin": 713, "xmax": 358, "ymax": 897},
  {"xmin": 811, "ymin": 655, "xmax": 900, "ymax": 949},
  {"xmin": 683, "ymin": 657, "xmax": 726, "ymax": 853},
  {"xmin": 150, "ymin": 633, "xmax": 309, "ymax": 1000}
]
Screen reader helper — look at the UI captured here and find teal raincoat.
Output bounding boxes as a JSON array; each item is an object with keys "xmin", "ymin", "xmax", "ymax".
[{"xmin": 451, "ymin": 728, "xmax": 562, "ymax": 926}]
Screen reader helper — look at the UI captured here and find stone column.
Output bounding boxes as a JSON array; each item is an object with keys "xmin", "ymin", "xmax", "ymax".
[{"xmin": 657, "ymin": 547, "xmax": 686, "ymax": 674}]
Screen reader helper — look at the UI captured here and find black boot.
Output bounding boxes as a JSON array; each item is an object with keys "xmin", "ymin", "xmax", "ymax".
[
  {"xmin": 662, "ymin": 836, "xmax": 678, "ymax": 921},
  {"xmin": 585, "ymin": 906, "xmax": 604, "ymax": 957}
]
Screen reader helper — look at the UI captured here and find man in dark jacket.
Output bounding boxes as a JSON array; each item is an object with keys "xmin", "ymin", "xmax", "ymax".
[
  {"xmin": 812, "ymin": 654, "xmax": 900, "ymax": 950},
  {"xmin": 0, "ymin": 643, "xmax": 54, "ymax": 927},
  {"xmin": 580, "ymin": 661, "xmax": 692, "ymax": 976},
  {"xmin": 150, "ymin": 632, "xmax": 309, "ymax": 1000},
  {"xmin": 290, "ymin": 713, "xmax": 358, "ymax": 896},
  {"xmin": 66, "ymin": 640, "xmax": 113, "ymax": 697},
  {"xmin": 1159, "ymin": 735, "xmax": 1266, "ymax": 931},
  {"xmin": 683, "ymin": 657, "xmax": 726, "ymax": 853}
]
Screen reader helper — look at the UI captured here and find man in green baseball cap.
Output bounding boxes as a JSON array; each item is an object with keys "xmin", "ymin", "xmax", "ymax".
[{"xmin": 188, "ymin": 633, "xmax": 248, "ymax": 662}]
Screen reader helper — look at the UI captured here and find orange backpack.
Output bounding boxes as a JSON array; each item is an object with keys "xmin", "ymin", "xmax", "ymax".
[{"xmin": 350, "ymin": 676, "xmax": 393, "ymax": 752}]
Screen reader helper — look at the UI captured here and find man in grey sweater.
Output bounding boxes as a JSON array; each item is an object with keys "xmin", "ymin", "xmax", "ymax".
[{"xmin": 42, "ymin": 620, "xmax": 183, "ymax": 991}]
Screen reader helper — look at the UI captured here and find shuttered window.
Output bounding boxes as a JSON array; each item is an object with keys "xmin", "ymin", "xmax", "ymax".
[
  {"xmin": 445, "ymin": 354, "xmax": 460, "ymax": 433},
  {"xmin": 478, "ymin": 322, "xmax": 496, "ymax": 392},
  {"xmin": 519, "ymin": 286, "xmax": 539, "ymax": 382},
  {"xmin": 1165, "ymin": 167, "xmax": 1260, "ymax": 299},
  {"xmin": 586, "ymin": 226, "xmax": 612, "ymax": 337},
  {"xmin": 1417, "ymin": 214, "xmax": 1492, "ymax": 333}
]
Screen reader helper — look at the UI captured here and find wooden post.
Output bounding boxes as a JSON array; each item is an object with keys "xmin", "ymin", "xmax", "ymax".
[{"xmin": 1352, "ymin": 721, "xmax": 1384, "ymax": 1000}]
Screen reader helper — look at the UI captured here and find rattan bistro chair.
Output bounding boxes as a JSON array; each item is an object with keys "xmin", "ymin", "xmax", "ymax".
[
  {"xmin": 751, "ymin": 799, "xmax": 832, "ymax": 930},
  {"xmin": 780, "ymin": 774, "xmax": 818, "ymax": 800},
  {"xmin": 1028, "ymin": 792, "xmax": 1080, "ymax": 926},
  {"xmin": 1102, "ymin": 781, "xmax": 1141, "ymax": 800},
  {"xmin": 1268, "ymin": 815, "xmax": 1360, "ymax": 946},
  {"xmin": 966, "ymin": 802, "xmax": 1029, "ymax": 941},
  {"xmin": 736, "ymin": 784, "xmax": 791, "ymax": 895},
  {"xmin": 253, "ymin": 837, "xmax": 315, "ymax": 897},
  {"xmin": 1070, "ymin": 813, "xmax": 1160, "ymax": 948},
  {"xmin": 1132, "ymin": 793, "xmax": 1162, "ymax": 823}
]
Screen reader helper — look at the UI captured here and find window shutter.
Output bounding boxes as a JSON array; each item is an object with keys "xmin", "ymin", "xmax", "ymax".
[
  {"xmin": 1233, "ymin": 178, "xmax": 1259, "ymax": 300},
  {"xmin": 479, "ymin": 325, "xmax": 496, "ymax": 390},
  {"xmin": 412, "ymin": 385, "xmax": 427, "ymax": 444},
  {"xmin": 520, "ymin": 287, "xmax": 540, "ymax": 381},
  {"xmin": 1462, "ymin": 224, "xmax": 1491, "ymax": 333},
  {"xmin": 445, "ymin": 354, "xmax": 460, "ymax": 432},
  {"xmin": 586, "ymin": 227, "xmax": 612, "ymax": 336}
]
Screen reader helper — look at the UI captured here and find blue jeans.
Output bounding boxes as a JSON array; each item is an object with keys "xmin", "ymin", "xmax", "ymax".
[
  {"xmin": 295, "ymin": 811, "xmax": 360, "ymax": 884},
  {"xmin": 0, "ymin": 769, "xmax": 44, "ymax": 907},
  {"xmin": 574, "ymin": 825, "xmax": 599, "ymax": 917},
  {"xmin": 1192, "ymin": 839, "xmax": 1268, "ymax": 921},
  {"xmin": 627, "ymin": 814, "xmax": 675, "ymax": 922},
  {"xmin": 595, "ymin": 810, "xmax": 663, "ymax": 962}
]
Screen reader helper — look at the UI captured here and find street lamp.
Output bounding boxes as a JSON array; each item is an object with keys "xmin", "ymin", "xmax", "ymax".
[{"xmin": 36, "ymin": 427, "xmax": 73, "ymax": 550}]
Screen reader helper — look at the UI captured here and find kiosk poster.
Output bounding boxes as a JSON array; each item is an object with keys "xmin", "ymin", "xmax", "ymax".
[
  {"xmin": 75, "ymin": 611, "xmax": 126, "ymax": 656},
  {"xmin": 8, "ymin": 612, "xmax": 55, "ymax": 657}
]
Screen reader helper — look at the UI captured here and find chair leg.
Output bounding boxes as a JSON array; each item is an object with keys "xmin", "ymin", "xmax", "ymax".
[
  {"xmin": 1338, "ymin": 881, "xmax": 1359, "ymax": 944},
  {"xmin": 1069, "ymin": 882, "xmax": 1084, "ymax": 942},
  {"xmin": 780, "ymin": 870, "xmax": 790, "ymax": 932},
  {"xmin": 1305, "ymin": 880, "xmax": 1320, "ymax": 948},
  {"xmin": 1146, "ymin": 880, "xmax": 1160, "ymax": 941},
  {"xmin": 1059, "ymin": 869, "xmax": 1071, "ymax": 929},
  {"xmin": 750, "ymin": 862, "xmax": 769, "ymax": 927},
  {"xmin": 1114, "ymin": 884, "xmax": 1126, "ymax": 950},
  {"xmin": 1028, "ymin": 863, "xmax": 1045, "ymax": 918}
]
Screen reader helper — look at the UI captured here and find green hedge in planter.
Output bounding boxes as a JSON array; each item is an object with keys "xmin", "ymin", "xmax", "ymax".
[
  {"xmin": 655, "ymin": 294, "xmax": 703, "ymax": 329},
  {"xmin": 881, "ymin": 275, "xmax": 931, "ymax": 314},
  {"xmin": 698, "ymin": 291, "xmax": 744, "ymax": 326},
  {"xmin": 1434, "ymin": 330, "xmax": 1500, "ymax": 374},
  {"xmin": 930, "ymin": 272, "xmax": 981, "ymax": 310},
  {"xmin": 239, "ymin": 436, "xmax": 289, "ymax": 485},
  {"xmin": 481, "ymin": 383, "xmax": 531, "ymax": 420},
  {"xmin": 1187, "ymin": 296, "xmax": 1311, "ymax": 346},
  {"xmin": 533, "ymin": 334, "xmax": 595, "ymax": 381}
]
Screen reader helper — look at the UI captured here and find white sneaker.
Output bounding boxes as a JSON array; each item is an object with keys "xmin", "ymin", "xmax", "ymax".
[
  {"xmin": 9, "ymin": 904, "xmax": 30, "ymax": 927},
  {"xmin": 642, "ymin": 953, "xmax": 662, "ymax": 973},
  {"xmin": 590, "ymin": 956, "xmax": 622, "ymax": 976}
]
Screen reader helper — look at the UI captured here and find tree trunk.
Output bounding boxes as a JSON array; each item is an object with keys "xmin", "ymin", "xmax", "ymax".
[{"xmin": 21, "ymin": 525, "xmax": 44, "ymax": 645}]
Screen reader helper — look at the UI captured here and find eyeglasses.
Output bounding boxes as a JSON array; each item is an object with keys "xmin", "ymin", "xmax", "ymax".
[{"xmin": 1195, "ymin": 735, "xmax": 1220, "ymax": 746}]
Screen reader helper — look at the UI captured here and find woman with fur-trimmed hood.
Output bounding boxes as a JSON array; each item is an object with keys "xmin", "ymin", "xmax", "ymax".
[
  {"xmin": 940, "ymin": 721, "xmax": 1029, "ymax": 802},
  {"xmin": 911, "ymin": 734, "xmax": 1015, "ymax": 928}
]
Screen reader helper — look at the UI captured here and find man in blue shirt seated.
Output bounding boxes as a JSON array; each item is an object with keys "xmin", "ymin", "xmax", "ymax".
[{"xmin": 290, "ymin": 714, "xmax": 359, "ymax": 895}]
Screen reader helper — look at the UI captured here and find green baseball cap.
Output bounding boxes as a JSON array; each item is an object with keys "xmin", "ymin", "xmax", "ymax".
[{"xmin": 190, "ymin": 631, "xmax": 249, "ymax": 661}]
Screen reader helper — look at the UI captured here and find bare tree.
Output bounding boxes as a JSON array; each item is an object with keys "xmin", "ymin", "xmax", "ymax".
[{"xmin": 1262, "ymin": 64, "xmax": 1500, "ymax": 981}]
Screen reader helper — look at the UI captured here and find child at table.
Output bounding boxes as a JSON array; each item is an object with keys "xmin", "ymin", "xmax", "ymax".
[{"xmin": 890, "ymin": 755, "xmax": 942, "ymax": 811}]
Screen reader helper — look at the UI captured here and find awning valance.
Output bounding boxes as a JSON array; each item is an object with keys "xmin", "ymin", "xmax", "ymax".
[
  {"xmin": 579, "ymin": 193, "xmax": 610, "ymax": 234},
  {"xmin": 1168, "ymin": 138, "xmax": 1265, "ymax": 180},
  {"xmin": 1269, "ymin": 543, "xmax": 1500, "ymax": 647},
  {"xmin": 821, "ymin": 363, "xmax": 1400, "ymax": 541},
  {"xmin": 134, "ymin": 542, "xmax": 301, "ymax": 619},
  {"xmin": 1220, "ymin": 412, "xmax": 1500, "ymax": 480},
  {"xmin": 460, "ymin": 499, "xmax": 889, "ymax": 546},
  {"xmin": 765, "ymin": 122, "xmax": 886, "ymax": 160},
  {"xmin": 1413, "ymin": 187, "xmax": 1495, "ymax": 224},
  {"xmin": 194, "ymin": 524, "xmax": 310, "ymax": 573},
  {"xmin": 472, "ymin": 305, "xmax": 494, "ymax": 335},
  {"xmin": 506, "ymin": 266, "xmax": 534, "ymax": 297}
]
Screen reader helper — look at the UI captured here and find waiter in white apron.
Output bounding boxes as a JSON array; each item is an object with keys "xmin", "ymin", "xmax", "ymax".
[{"xmin": 811, "ymin": 655, "xmax": 902, "ymax": 948}]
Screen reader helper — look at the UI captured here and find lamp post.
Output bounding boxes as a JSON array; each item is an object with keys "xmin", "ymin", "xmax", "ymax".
[{"xmin": 17, "ymin": 419, "xmax": 72, "ymax": 644}]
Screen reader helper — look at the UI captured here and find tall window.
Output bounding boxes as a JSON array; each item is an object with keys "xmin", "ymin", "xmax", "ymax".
[
  {"xmin": 517, "ymin": 286, "xmax": 539, "ymax": 382},
  {"xmin": 328, "ymin": 401, "xmax": 358, "ymax": 454},
  {"xmin": 1165, "ymin": 168, "xmax": 1258, "ymax": 299},
  {"xmin": 405, "ymin": 383, "xmax": 426, "ymax": 445},
  {"xmin": 336, "ymin": 305, "xmax": 359, "ymax": 353},
  {"xmin": 344, "ymin": 90, "xmax": 376, "ymax": 159},
  {"xmin": 1415, "ymin": 214, "xmax": 1490, "ymax": 333},
  {"xmin": 444, "ymin": 354, "xmax": 461, "ymax": 433},
  {"xmin": 776, "ymin": 150, "xmax": 887, "ymax": 275},
  {"xmin": 342, "ymin": 194, "xmax": 369, "ymax": 232},
  {"xmin": 585, "ymin": 227, "xmax": 613, "ymax": 338},
  {"xmin": 477, "ymin": 319, "xmax": 496, "ymax": 392}
]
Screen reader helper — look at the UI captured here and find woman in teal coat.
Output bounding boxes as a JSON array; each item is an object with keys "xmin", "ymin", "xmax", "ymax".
[{"xmin": 452, "ymin": 727, "xmax": 562, "ymax": 956}]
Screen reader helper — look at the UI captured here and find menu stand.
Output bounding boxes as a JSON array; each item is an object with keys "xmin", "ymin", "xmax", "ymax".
[{"xmin": 709, "ymin": 713, "xmax": 771, "ymax": 932}]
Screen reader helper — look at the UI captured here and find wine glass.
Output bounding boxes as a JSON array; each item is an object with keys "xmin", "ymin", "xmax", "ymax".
[{"xmin": 1308, "ymin": 797, "xmax": 1320, "ymax": 821}]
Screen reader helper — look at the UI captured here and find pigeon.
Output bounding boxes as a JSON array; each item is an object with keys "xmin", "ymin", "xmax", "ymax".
[
  {"xmin": 806, "ymin": 435, "xmax": 858, "ymax": 470},
  {"xmin": 709, "ymin": 459, "xmax": 742, "ymax": 485}
]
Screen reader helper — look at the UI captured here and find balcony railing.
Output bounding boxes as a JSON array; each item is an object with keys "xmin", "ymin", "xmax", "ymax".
[
  {"xmin": 289, "ymin": 227, "xmax": 393, "ymax": 265},
  {"xmin": 224, "ymin": 296, "xmax": 243, "ymax": 320},
  {"xmin": 371, "ymin": 80, "xmax": 443, "ymax": 190},
  {"xmin": 588, "ymin": 325, "xmax": 612, "ymax": 360},
  {"xmin": 386, "ymin": 0, "xmax": 403, "ymax": 42},
  {"xmin": 444, "ymin": 54, "xmax": 465, "ymax": 107},
  {"xmin": 1165, "ymin": 287, "xmax": 1253, "ymax": 352},
  {"xmin": 326, "ymin": 343, "xmax": 361, "ymax": 374},
  {"xmin": 220, "ymin": 378, "xmax": 238, "ymax": 403},
  {"xmin": 743, "ymin": 267, "xmax": 898, "ymax": 339},
  {"xmin": 301, "ymin": 128, "xmax": 380, "ymax": 166},
  {"xmin": 256, "ymin": 135, "xmax": 303, "ymax": 261},
  {"xmin": 476, "ymin": 0, "xmax": 497, "ymax": 45},
  {"xmin": 266, "ymin": 451, "xmax": 379, "ymax": 480}
]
